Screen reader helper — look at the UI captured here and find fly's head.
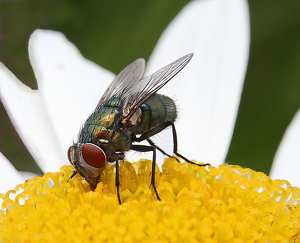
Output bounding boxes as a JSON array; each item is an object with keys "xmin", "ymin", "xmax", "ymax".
[{"xmin": 67, "ymin": 143, "xmax": 107, "ymax": 189}]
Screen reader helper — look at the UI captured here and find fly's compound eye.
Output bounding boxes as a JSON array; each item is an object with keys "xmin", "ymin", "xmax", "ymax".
[{"xmin": 82, "ymin": 143, "xmax": 107, "ymax": 168}]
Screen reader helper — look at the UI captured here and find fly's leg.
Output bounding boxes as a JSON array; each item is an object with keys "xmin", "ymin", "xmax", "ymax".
[
  {"xmin": 168, "ymin": 123, "xmax": 210, "ymax": 166},
  {"xmin": 115, "ymin": 153, "xmax": 124, "ymax": 204},
  {"xmin": 163, "ymin": 122, "xmax": 210, "ymax": 166},
  {"xmin": 67, "ymin": 171, "xmax": 78, "ymax": 183},
  {"xmin": 131, "ymin": 144, "xmax": 161, "ymax": 201},
  {"xmin": 134, "ymin": 121, "xmax": 210, "ymax": 167},
  {"xmin": 146, "ymin": 138, "xmax": 180, "ymax": 162},
  {"xmin": 146, "ymin": 138, "xmax": 175, "ymax": 159}
]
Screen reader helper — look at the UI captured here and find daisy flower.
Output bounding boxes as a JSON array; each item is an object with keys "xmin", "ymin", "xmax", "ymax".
[{"xmin": 3, "ymin": 1, "xmax": 299, "ymax": 242}]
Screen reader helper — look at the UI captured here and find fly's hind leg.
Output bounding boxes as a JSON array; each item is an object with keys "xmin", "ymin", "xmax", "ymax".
[
  {"xmin": 146, "ymin": 138, "xmax": 175, "ymax": 160},
  {"xmin": 164, "ymin": 122, "xmax": 210, "ymax": 167},
  {"xmin": 134, "ymin": 121, "xmax": 210, "ymax": 167},
  {"xmin": 146, "ymin": 138, "xmax": 181, "ymax": 163},
  {"xmin": 147, "ymin": 138, "xmax": 209, "ymax": 167}
]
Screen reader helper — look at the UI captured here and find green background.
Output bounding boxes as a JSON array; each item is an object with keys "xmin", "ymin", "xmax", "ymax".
[{"xmin": 0, "ymin": 0, "xmax": 300, "ymax": 176}]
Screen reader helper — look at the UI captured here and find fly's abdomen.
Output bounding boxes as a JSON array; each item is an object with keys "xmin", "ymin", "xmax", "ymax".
[{"xmin": 136, "ymin": 93, "xmax": 177, "ymax": 134}]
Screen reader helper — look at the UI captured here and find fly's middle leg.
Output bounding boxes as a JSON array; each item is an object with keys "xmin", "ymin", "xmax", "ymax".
[
  {"xmin": 131, "ymin": 144, "xmax": 161, "ymax": 201},
  {"xmin": 115, "ymin": 153, "xmax": 124, "ymax": 204}
]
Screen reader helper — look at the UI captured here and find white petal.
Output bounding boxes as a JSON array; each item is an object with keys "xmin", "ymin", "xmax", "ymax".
[
  {"xmin": 135, "ymin": 0, "xmax": 250, "ymax": 167},
  {"xmin": 0, "ymin": 153, "xmax": 24, "ymax": 194},
  {"xmin": 29, "ymin": 30, "xmax": 114, "ymax": 167},
  {"xmin": 0, "ymin": 63, "xmax": 66, "ymax": 172},
  {"xmin": 270, "ymin": 110, "xmax": 300, "ymax": 187},
  {"xmin": 0, "ymin": 30, "xmax": 115, "ymax": 173}
]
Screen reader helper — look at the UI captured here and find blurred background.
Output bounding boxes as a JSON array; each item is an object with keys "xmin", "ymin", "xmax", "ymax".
[{"xmin": 0, "ymin": 0, "xmax": 300, "ymax": 177}]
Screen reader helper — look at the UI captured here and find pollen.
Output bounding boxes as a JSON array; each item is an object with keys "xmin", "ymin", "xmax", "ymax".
[{"xmin": 1, "ymin": 158, "xmax": 300, "ymax": 242}]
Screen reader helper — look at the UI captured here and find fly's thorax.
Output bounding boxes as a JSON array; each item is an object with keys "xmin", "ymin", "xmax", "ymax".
[
  {"xmin": 136, "ymin": 93, "xmax": 177, "ymax": 134},
  {"xmin": 78, "ymin": 100, "xmax": 122, "ymax": 144},
  {"xmin": 78, "ymin": 98, "xmax": 133, "ymax": 162}
]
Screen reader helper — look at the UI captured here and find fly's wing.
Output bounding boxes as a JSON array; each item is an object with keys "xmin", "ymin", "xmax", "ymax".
[
  {"xmin": 121, "ymin": 53, "xmax": 193, "ymax": 123},
  {"xmin": 95, "ymin": 53, "xmax": 193, "ymax": 124},
  {"xmin": 96, "ymin": 58, "xmax": 146, "ymax": 110}
]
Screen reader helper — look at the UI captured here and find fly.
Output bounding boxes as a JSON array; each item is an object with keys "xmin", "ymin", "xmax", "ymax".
[{"xmin": 67, "ymin": 53, "xmax": 209, "ymax": 204}]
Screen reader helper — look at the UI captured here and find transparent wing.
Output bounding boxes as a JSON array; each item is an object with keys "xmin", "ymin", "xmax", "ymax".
[
  {"xmin": 95, "ymin": 53, "xmax": 193, "ymax": 124},
  {"xmin": 121, "ymin": 53, "xmax": 193, "ymax": 123},
  {"xmin": 96, "ymin": 58, "xmax": 145, "ymax": 110}
]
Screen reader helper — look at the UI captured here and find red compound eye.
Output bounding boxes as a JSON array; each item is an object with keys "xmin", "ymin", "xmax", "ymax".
[{"xmin": 82, "ymin": 143, "xmax": 106, "ymax": 168}]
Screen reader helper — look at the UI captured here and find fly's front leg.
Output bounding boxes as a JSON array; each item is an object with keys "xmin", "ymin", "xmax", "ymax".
[
  {"xmin": 67, "ymin": 170, "xmax": 78, "ymax": 184},
  {"xmin": 68, "ymin": 171, "xmax": 77, "ymax": 182},
  {"xmin": 131, "ymin": 144, "xmax": 161, "ymax": 201}
]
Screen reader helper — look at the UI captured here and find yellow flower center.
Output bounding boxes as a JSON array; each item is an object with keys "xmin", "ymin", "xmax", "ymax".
[{"xmin": 0, "ymin": 158, "xmax": 300, "ymax": 242}]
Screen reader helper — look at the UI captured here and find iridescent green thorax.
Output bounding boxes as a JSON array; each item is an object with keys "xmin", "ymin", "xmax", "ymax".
[{"xmin": 78, "ymin": 98, "xmax": 132, "ymax": 161}]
